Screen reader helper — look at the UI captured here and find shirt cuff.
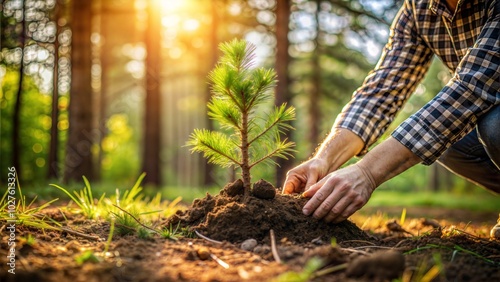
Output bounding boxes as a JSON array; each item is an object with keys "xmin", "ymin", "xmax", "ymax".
[{"xmin": 391, "ymin": 117, "xmax": 445, "ymax": 165}]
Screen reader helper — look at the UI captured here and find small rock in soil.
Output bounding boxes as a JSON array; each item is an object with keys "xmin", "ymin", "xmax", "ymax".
[
  {"xmin": 197, "ymin": 247, "xmax": 210, "ymax": 260},
  {"xmin": 222, "ymin": 179, "xmax": 245, "ymax": 197},
  {"xmin": 346, "ymin": 250, "xmax": 405, "ymax": 280},
  {"xmin": 252, "ymin": 179, "xmax": 276, "ymax": 199},
  {"xmin": 241, "ymin": 239, "xmax": 258, "ymax": 251}
]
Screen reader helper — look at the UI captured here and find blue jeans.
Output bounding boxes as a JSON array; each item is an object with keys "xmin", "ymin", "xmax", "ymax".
[{"xmin": 437, "ymin": 105, "xmax": 500, "ymax": 193}]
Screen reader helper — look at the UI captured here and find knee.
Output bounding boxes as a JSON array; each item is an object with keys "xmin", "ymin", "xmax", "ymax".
[{"xmin": 477, "ymin": 106, "xmax": 500, "ymax": 152}]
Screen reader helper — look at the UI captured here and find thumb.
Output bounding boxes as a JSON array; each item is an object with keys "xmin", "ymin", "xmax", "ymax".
[{"xmin": 283, "ymin": 180, "xmax": 296, "ymax": 194}]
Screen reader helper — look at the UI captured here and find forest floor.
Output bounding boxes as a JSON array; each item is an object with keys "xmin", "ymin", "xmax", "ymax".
[{"xmin": 1, "ymin": 184, "xmax": 500, "ymax": 282}]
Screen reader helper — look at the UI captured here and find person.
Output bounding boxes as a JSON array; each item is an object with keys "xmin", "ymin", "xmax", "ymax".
[{"xmin": 283, "ymin": 0, "xmax": 500, "ymax": 238}]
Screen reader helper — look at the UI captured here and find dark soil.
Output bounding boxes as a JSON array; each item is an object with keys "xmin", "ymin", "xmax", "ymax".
[
  {"xmin": 167, "ymin": 183, "xmax": 369, "ymax": 244},
  {"xmin": 1, "ymin": 184, "xmax": 500, "ymax": 282}
]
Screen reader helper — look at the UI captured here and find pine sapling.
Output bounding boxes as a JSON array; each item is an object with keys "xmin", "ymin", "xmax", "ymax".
[{"xmin": 187, "ymin": 39, "xmax": 295, "ymax": 199}]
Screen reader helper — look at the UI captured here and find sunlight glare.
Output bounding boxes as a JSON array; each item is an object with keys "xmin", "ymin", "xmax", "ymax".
[
  {"xmin": 182, "ymin": 19, "xmax": 200, "ymax": 32},
  {"xmin": 158, "ymin": 0, "xmax": 187, "ymax": 13}
]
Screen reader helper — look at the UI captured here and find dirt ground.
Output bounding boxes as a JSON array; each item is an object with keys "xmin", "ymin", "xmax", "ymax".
[{"xmin": 1, "ymin": 182, "xmax": 499, "ymax": 282}]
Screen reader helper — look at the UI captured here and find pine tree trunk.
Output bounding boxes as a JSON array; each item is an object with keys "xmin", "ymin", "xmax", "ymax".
[
  {"xmin": 241, "ymin": 107, "xmax": 251, "ymax": 199},
  {"xmin": 309, "ymin": 0, "xmax": 321, "ymax": 154},
  {"xmin": 12, "ymin": 0, "xmax": 26, "ymax": 179},
  {"xmin": 48, "ymin": 0, "xmax": 62, "ymax": 179},
  {"xmin": 274, "ymin": 0, "xmax": 292, "ymax": 187},
  {"xmin": 141, "ymin": 0, "xmax": 162, "ymax": 186},
  {"xmin": 64, "ymin": 0, "xmax": 94, "ymax": 182}
]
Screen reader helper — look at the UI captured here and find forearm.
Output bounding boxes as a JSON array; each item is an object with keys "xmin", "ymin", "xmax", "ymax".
[
  {"xmin": 313, "ymin": 128, "xmax": 365, "ymax": 172},
  {"xmin": 357, "ymin": 137, "xmax": 421, "ymax": 187}
]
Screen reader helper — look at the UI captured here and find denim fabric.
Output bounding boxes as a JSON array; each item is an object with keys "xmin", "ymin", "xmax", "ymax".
[{"xmin": 437, "ymin": 105, "xmax": 500, "ymax": 193}]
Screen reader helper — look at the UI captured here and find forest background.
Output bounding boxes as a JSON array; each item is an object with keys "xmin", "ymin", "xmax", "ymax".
[{"xmin": 0, "ymin": 0, "xmax": 483, "ymax": 199}]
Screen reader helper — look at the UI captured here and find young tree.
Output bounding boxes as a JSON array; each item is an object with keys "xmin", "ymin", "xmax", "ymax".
[{"xmin": 188, "ymin": 39, "xmax": 295, "ymax": 199}]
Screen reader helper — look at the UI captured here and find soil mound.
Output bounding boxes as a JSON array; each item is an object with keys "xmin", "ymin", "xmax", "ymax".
[{"xmin": 167, "ymin": 181, "xmax": 371, "ymax": 244}]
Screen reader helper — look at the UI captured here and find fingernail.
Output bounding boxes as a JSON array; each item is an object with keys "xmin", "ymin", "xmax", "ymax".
[{"xmin": 302, "ymin": 208, "xmax": 309, "ymax": 215}]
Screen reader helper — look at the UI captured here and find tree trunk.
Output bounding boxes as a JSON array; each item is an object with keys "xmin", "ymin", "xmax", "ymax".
[
  {"xmin": 12, "ymin": 0, "xmax": 27, "ymax": 179},
  {"xmin": 202, "ymin": 0, "xmax": 220, "ymax": 186},
  {"xmin": 63, "ymin": 0, "xmax": 94, "ymax": 182},
  {"xmin": 274, "ymin": 0, "xmax": 292, "ymax": 187},
  {"xmin": 309, "ymin": 0, "xmax": 322, "ymax": 154},
  {"xmin": 48, "ymin": 0, "xmax": 62, "ymax": 180},
  {"xmin": 96, "ymin": 0, "xmax": 110, "ymax": 181},
  {"xmin": 141, "ymin": 0, "xmax": 162, "ymax": 186}
]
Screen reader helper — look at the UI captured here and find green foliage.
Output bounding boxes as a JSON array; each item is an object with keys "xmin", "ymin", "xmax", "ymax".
[
  {"xmin": 104, "ymin": 218, "xmax": 115, "ymax": 254},
  {"xmin": 19, "ymin": 234, "xmax": 37, "ymax": 247},
  {"xmin": 110, "ymin": 207, "xmax": 141, "ymax": 236},
  {"xmin": 51, "ymin": 176, "xmax": 106, "ymax": 219},
  {"xmin": 273, "ymin": 257, "xmax": 324, "ymax": 282},
  {"xmin": 101, "ymin": 114, "xmax": 140, "ymax": 183},
  {"xmin": 1, "ymin": 178, "xmax": 60, "ymax": 230},
  {"xmin": 75, "ymin": 250, "xmax": 101, "ymax": 265},
  {"xmin": 160, "ymin": 222, "xmax": 183, "ymax": 241},
  {"xmin": 50, "ymin": 173, "xmax": 184, "ymax": 240},
  {"xmin": 187, "ymin": 39, "xmax": 295, "ymax": 191},
  {"xmin": 0, "ymin": 69, "xmax": 58, "ymax": 184}
]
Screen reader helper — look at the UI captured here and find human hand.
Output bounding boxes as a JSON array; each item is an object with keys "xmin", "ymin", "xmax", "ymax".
[
  {"xmin": 282, "ymin": 158, "xmax": 331, "ymax": 195},
  {"xmin": 301, "ymin": 163, "xmax": 376, "ymax": 223}
]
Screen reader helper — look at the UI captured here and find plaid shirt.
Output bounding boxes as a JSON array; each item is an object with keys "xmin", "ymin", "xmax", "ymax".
[{"xmin": 334, "ymin": 0, "xmax": 500, "ymax": 165}]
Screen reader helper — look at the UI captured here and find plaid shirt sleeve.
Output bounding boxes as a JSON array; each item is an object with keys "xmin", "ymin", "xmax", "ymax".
[
  {"xmin": 392, "ymin": 0, "xmax": 500, "ymax": 165},
  {"xmin": 333, "ymin": 1, "xmax": 434, "ymax": 155}
]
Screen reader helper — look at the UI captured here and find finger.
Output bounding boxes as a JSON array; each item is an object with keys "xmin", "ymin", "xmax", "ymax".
[
  {"xmin": 302, "ymin": 180, "xmax": 334, "ymax": 216},
  {"xmin": 283, "ymin": 174, "xmax": 304, "ymax": 194},
  {"xmin": 332, "ymin": 197, "xmax": 366, "ymax": 223},
  {"xmin": 303, "ymin": 170, "xmax": 320, "ymax": 193},
  {"xmin": 322, "ymin": 195, "xmax": 350, "ymax": 222},
  {"xmin": 282, "ymin": 180, "xmax": 296, "ymax": 195},
  {"xmin": 302, "ymin": 176, "xmax": 326, "ymax": 198}
]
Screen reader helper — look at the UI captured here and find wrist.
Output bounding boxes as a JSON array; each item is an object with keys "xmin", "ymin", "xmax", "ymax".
[
  {"xmin": 355, "ymin": 163, "xmax": 377, "ymax": 192},
  {"xmin": 357, "ymin": 137, "xmax": 421, "ymax": 186},
  {"xmin": 313, "ymin": 128, "xmax": 365, "ymax": 172}
]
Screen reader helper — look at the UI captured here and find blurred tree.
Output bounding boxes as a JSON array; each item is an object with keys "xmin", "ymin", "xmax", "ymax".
[
  {"xmin": 48, "ymin": 0, "xmax": 65, "ymax": 179},
  {"xmin": 1, "ymin": 0, "xmax": 61, "ymax": 183},
  {"xmin": 64, "ymin": 0, "xmax": 94, "ymax": 182},
  {"xmin": 11, "ymin": 0, "xmax": 27, "ymax": 179},
  {"xmin": 275, "ymin": 0, "xmax": 292, "ymax": 187},
  {"xmin": 141, "ymin": 0, "xmax": 162, "ymax": 186}
]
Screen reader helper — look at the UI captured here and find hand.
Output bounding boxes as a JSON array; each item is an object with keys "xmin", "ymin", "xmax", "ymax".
[
  {"xmin": 282, "ymin": 158, "xmax": 331, "ymax": 195},
  {"xmin": 301, "ymin": 164, "xmax": 376, "ymax": 223}
]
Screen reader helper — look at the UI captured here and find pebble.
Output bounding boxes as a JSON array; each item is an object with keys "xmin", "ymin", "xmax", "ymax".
[
  {"xmin": 197, "ymin": 247, "xmax": 210, "ymax": 260},
  {"xmin": 241, "ymin": 239, "xmax": 258, "ymax": 251}
]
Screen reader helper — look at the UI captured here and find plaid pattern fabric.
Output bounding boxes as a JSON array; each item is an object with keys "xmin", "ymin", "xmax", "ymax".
[{"xmin": 334, "ymin": 0, "xmax": 500, "ymax": 165}]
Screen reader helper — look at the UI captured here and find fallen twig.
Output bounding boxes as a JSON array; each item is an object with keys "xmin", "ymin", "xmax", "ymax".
[
  {"xmin": 312, "ymin": 263, "xmax": 348, "ymax": 278},
  {"xmin": 111, "ymin": 204, "xmax": 160, "ymax": 234},
  {"xmin": 194, "ymin": 230, "xmax": 223, "ymax": 244},
  {"xmin": 352, "ymin": 245, "xmax": 402, "ymax": 251},
  {"xmin": 61, "ymin": 227, "xmax": 102, "ymax": 241},
  {"xmin": 270, "ymin": 229, "xmax": 282, "ymax": 264},
  {"xmin": 210, "ymin": 253, "xmax": 230, "ymax": 269},
  {"xmin": 340, "ymin": 239, "xmax": 376, "ymax": 246},
  {"xmin": 339, "ymin": 247, "xmax": 369, "ymax": 255}
]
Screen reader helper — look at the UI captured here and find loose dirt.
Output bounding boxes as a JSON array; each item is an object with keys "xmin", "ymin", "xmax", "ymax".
[{"xmin": 1, "ymin": 183, "xmax": 499, "ymax": 282}]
